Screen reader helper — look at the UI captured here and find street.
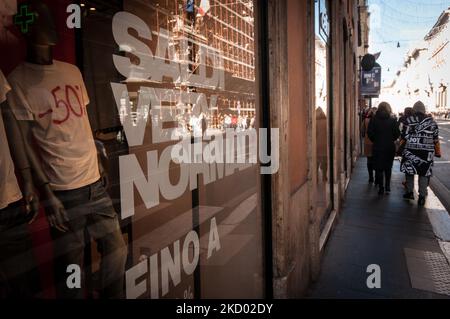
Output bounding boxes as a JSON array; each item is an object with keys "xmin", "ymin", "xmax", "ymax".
[{"xmin": 431, "ymin": 120, "xmax": 450, "ymax": 214}]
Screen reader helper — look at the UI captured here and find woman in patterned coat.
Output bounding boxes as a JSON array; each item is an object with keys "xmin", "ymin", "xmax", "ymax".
[{"xmin": 400, "ymin": 101, "xmax": 441, "ymax": 206}]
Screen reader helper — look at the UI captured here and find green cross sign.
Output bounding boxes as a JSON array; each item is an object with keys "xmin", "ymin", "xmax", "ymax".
[{"xmin": 14, "ymin": 4, "xmax": 36, "ymax": 34}]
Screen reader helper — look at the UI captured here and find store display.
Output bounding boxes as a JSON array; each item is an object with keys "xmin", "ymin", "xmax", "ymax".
[
  {"xmin": 0, "ymin": 68, "xmax": 42, "ymax": 299},
  {"xmin": 0, "ymin": 0, "xmax": 263, "ymax": 300},
  {"xmin": 6, "ymin": 1, "xmax": 127, "ymax": 299},
  {"xmin": 0, "ymin": 70, "xmax": 22, "ymax": 210}
]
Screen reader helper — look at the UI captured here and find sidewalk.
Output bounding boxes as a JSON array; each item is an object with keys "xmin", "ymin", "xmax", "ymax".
[{"xmin": 309, "ymin": 159, "xmax": 450, "ymax": 299}]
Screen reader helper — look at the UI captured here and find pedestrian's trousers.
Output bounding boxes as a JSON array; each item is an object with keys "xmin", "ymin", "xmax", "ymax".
[
  {"xmin": 376, "ymin": 168, "xmax": 392, "ymax": 188},
  {"xmin": 405, "ymin": 175, "xmax": 430, "ymax": 197},
  {"xmin": 51, "ymin": 179, "xmax": 127, "ymax": 299}
]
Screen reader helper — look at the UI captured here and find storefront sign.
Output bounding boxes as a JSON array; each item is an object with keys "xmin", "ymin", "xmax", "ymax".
[
  {"xmin": 360, "ymin": 66, "xmax": 382, "ymax": 97},
  {"xmin": 125, "ymin": 217, "xmax": 221, "ymax": 299},
  {"xmin": 110, "ymin": 11, "xmax": 279, "ymax": 299},
  {"xmin": 111, "ymin": 12, "xmax": 280, "ymax": 217},
  {"xmin": 318, "ymin": 0, "xmax": 330, "ymax": 43}
]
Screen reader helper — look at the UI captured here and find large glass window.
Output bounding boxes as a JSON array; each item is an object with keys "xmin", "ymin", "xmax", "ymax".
[
  {"xmin": 315, "ymin": 0, "xmax": 333, "ymax": 230},
  {"xmin": 0, "ymin": 0, "xmax": 264, "ymax": 300},
  {"xmin": 81, "ymin": 0, "xmax": 264, "ymax": 299}
]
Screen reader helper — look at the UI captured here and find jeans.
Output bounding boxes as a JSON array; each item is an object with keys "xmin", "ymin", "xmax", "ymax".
[
  {"xmin": 406, "ymin": 175, "xmax": 430, "ymax": 197},
  {"xmin": 0, "ymin": 201, "xmax": 40, "ymax": 298},
  {"xmin": 51, "ymin": 179, "xmax": 127, "ymax": 299}
]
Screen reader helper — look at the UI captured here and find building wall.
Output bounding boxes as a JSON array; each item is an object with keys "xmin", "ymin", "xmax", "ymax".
[{"xmin": 267, "ymin": 0, "xmax": 364, "ymax": 297}]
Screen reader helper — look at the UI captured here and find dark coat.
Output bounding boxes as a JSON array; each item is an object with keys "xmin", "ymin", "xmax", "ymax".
[{"xmin": 368, "ymin": 111, "xmax": 400, "ymax": 171}]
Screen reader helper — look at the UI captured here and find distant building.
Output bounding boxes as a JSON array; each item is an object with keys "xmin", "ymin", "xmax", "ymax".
[
  {"xmin": 356, "ymin": 0, "xmax": 371, "ymax": 112},
  {"xmin": 380, "ymin": 8, "xmax": 449, "ymax": 115},
  {"xmin": 357, "ymin": 0, "xmax": 370, "ymax": 59}
]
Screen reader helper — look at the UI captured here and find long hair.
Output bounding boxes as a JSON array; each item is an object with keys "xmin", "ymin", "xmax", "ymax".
[{"xmin": 377, "ymin": 102, "xmax": 392, "ymax": 116}]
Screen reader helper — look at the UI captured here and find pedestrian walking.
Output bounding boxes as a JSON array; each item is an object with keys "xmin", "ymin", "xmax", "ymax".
[
  {"xmin": 368, "ymin": 102, "xmax": 401, "ymax": 195},
  {"xmin": 400, "ymin": 101, "xmax": 441, "ymax": 206},
  {"xmin": 362, "ymin": 107, "xmax": 378, "ymax": 184}
]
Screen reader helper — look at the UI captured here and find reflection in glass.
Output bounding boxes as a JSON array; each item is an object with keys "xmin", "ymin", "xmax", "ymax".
[
  {"xmin": 112, "ymin": 0, "xmax": 264, "ymax": 299},
  {"xmin": 315, "ymin": 0, "xmax": 331, "ymax": 229}
]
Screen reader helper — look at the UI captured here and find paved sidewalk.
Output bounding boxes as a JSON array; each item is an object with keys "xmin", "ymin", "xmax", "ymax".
[{"xmin": 309, "ymin": 158, "xmax": 450, "ymax": 299}]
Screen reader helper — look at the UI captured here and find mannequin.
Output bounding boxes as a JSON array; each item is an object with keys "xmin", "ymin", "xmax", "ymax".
[
  {"xmin": 8, "ymin": 0, "xmax": 126, "ymax": 299},
  {"xmin": 15, "ymin": 0, "xmax": 68, "ymax": 231}
]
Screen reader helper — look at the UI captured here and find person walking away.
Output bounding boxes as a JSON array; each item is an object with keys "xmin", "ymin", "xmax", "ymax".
[
  {"xmin": 362, "ymin": 107, "xmax": 378, "ymax": 184},
  {"xmin": 368, "ymin": 102, "xmax": 401, "ymax": 195},
  {"xmin": 400, "ymin": 101, "xmax": 441, "ymax": 206}
]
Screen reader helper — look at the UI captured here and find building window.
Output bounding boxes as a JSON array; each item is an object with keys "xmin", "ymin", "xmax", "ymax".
[
  {"xmin": 437, "ymin": 86, "xmax": 448, "ymax": 109},
  {"xmin": 315, "ymin": 0, "xmax": 333, "ymax": 231},
  {"xmin": 86, "ymin": 0, "xmax": 265, "ymax": 300},
  {"xmin": 1, "ymin": 0, "xmax": 265, "ymax": 300}
]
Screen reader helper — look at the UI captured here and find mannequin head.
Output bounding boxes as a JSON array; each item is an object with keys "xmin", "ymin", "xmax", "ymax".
[
  {"xmin": 17, "ymin": 0, "xmax": 58, "ymax": 46},
  {"xmin": 15, "ymin": 1, "xmax": 58, "ymax": 64}
]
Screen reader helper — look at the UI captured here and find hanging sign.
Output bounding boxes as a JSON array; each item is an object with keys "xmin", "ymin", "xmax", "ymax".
[{"xmin": 360, "ymin": 66, "xmax": 382, "ymax": 97}]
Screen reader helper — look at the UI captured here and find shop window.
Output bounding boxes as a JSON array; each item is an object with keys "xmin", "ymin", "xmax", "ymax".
[
  {"xmin": 315, "ymin": 0, "xmax": 333, "ymax": 231},
  {"xmin": 0, "ymin": 0, "xmax": 265, "ymax": 300},
  {"xmin": 81, "ymin": 0, "xmax": 264, "ymax": 299}
]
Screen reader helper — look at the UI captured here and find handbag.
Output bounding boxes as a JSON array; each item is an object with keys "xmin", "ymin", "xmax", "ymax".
[{"xmin": 435, "ymin": 140, "xmax": 442, "ymax": 158}]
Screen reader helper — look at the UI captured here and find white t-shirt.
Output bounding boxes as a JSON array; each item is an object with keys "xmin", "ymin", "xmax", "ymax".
[
  {"xmin": 0, "ymin": 70, "xmax": 22, "ymax": 209},
  {"xmin": 7, "ymin": 60, "xmax": 100, "ymax": 191}
]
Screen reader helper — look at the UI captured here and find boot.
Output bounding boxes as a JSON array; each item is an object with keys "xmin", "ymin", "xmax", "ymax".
[
  {"xmin": 385, "ymin": 185, "xmax": 391, "ymax": 194},
  {"xmin": 374, "ymin": 174, "xmax": 381, "ymax": 187},
  {"xmin": 368, "ymin": 169, "xmax": 374, "ymax": 184},
  {"xmin": 418, "ymin": 196, "xmax": 426, "ymax": 207}
]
